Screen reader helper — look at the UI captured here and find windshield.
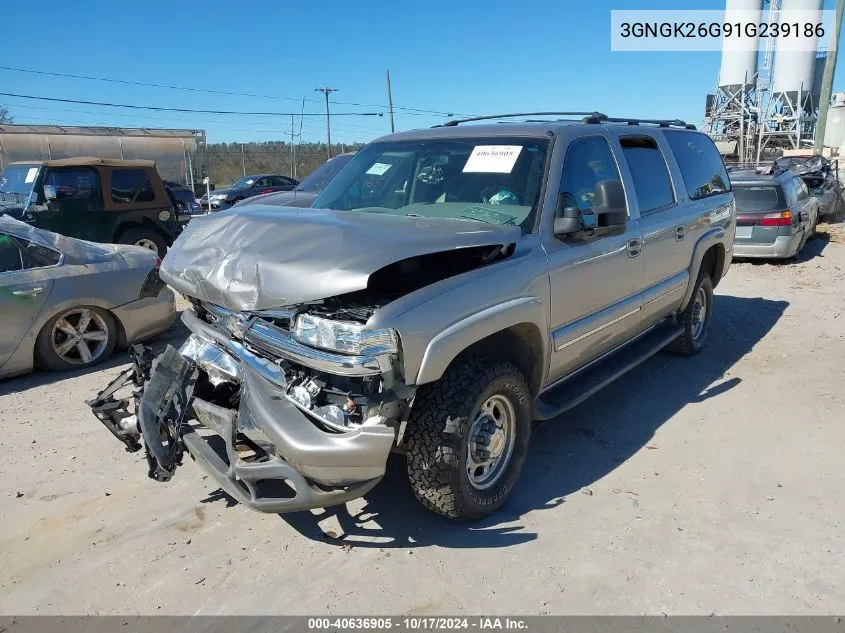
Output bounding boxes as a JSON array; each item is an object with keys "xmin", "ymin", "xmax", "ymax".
[
  {"xmin": 230, "ymin": 176, "xmax": 256, "ymax": 189},
  {"xmin": 297, "ymin": 154, "xmax": 354, "ymax": 192},
  {"xmin": 312, "ymin": 137, "xmax": 550, "ymax": 230},
  {"xmin": 0, "ymin": 164, "xmax": 40, "ymax": 202},
  {"xmin": 734, "ymin": 185, "xmax": 781, "ymax": 212}
]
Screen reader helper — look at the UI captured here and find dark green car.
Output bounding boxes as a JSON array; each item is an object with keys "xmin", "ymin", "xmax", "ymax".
[{"xmin": 0, "ymin": 158, "xmax": 181, "ymax": 256}]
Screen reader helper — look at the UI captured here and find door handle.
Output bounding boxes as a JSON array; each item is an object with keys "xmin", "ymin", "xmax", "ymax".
[
  {"xmin": 627, "ymin": 238, "xmax": 643, "ymax": 258},
  {"xmin": 12, "ymin": 287, "xmax": 44, "ymax": 297},
  {"xmin": 675, "ymin": 226, "xmax": 686, "ymax": 241}
]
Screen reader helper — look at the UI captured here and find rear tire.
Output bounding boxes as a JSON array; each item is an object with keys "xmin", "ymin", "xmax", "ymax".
[
  {"xmin": 405, "ymin": 358, "xmax": 532, "ymax": 521},
  {"xmin": 117, "ymin": 227, "xmax": 167, "ymax": 256},
  {"xmin": 35, "ymin": 306, "xmax": 118, "ymax": 371},
  {"xmin": 666, "ymin": 272, "xmax": 713, "ymax": 357}
]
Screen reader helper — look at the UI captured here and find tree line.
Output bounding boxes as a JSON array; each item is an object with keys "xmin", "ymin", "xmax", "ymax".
[{"xmin": 206, "ymin": 140, "xmax": 365, "ymax": 187}]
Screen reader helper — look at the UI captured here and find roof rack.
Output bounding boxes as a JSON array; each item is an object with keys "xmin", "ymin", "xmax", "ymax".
[
  {"xmin": 588, "ymin": 115, "xmax": 697, "ymax": 130},
  {"xmin": 434, "ymin": 112, "xmax": 607, "ymax": 127},
  {"xmin": 433, "ymin": 112, "xmax": 696, "ymax": 130}
]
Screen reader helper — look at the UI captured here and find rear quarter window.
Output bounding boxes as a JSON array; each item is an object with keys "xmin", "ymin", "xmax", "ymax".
[
  {"xmin": 664, "ymin": 131, "xmax": 730, "ymax": 200},
  {"xmin": 111, "ymin": 169, "xmax": 155, "ymax": 204}
]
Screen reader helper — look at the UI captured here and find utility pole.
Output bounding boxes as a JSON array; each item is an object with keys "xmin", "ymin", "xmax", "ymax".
[
  {"xmin": 315, "ymin": 87, "xmax": 338, "ymax": 160},
  {"xmin": 386, "ymin": 70, "xmax": 395, "ymax": 133},
  {"xmin": 814, "ymin": 0, "xmax": 844, "ymax": 154},
  {"xmin": 290, "ymin": 115, "xmax": 296, "ymax": 178},
  {"xmin": 240, "ymin": 143, "xmax": 246, "ymax": 177}
]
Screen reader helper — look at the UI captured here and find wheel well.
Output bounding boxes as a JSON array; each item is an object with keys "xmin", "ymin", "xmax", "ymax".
[
  {"xmin": 114, "ymin": 220, "xmax": 167, "ymax": 242},
  {"xmin": 699, "ymin": 244, "xmax": 725, "ymax": 288},
  {"xmin": 455, "ymin": 323, "xmax": 545, "ymax": 397}
]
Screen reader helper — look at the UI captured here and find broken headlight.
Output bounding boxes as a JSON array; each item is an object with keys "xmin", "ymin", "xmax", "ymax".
[{"xmin": 293, "ymin": 313, "xmax": 397, "ymax": 356}]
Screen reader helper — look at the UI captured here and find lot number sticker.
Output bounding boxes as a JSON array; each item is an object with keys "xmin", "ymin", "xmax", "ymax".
[
  {"xmin": 366, "ymin": 162, "xmax": 392, "ymax": 176},
  {"xmin": 462, "ymin": 146, "xmax": 523, "ymax": 173},
  {"xmin": 25, "ymin": 167, "xmax": 38, "ymax": 183}
]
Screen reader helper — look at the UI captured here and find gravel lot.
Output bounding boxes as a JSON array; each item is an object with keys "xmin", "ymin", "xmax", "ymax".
[{"xmin": 1, "ymin": 226, "xmax": 844, "ymax": 616}]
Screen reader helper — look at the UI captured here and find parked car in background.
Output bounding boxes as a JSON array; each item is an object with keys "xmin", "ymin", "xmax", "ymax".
[
  {"xmin": 0, "ymin": 158, "xmax": 181, "ymax": 256},
  {"xmin": 233, "ymin": 153, "xmax": 355, "ymax": 209},
  {"xmin": 199, "ymin": 174, "xmax": 299, "ymax": 210},
  {"xmin": 768, "ymin": 155, "xmax": 843, "ymax": 220},
  {"xmin": 731, "ymin": 169, "xmax": 819, "ymax": 259},
  {"xmin": 163, "ymin": 181, "xmax": 203, "ymax": 223},
  {"xmin": 0, "ymin": 216, "xmax": 175, "ymax": 379}
]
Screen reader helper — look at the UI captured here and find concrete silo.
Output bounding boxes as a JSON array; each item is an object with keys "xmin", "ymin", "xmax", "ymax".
[{"xmin": 704, "ymin": 0, "xmax": 764, "ymax": 163}]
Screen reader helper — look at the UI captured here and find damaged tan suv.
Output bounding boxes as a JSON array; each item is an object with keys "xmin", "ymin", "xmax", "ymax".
[{"xmin": 90, "ymin": 112, "xmax": 735, "ymax": 521}]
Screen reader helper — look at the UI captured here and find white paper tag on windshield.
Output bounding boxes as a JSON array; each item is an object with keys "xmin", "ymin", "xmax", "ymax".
[
  {"xmin": 462, "ymin": 145, "xmax": 522, "ymax": 173},
  {"xmin": 366, "ymin": 162, "xmax": 392, "ymax": 176},
  {"xmin": 24, "ymin": 167, "xmax": 38, "ymax": 183}
]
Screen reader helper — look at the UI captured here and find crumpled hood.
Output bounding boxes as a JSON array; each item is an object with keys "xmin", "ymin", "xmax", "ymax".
[{"xmin": 159, "ymin": 205, "xmax": 520, "ymax": 312}]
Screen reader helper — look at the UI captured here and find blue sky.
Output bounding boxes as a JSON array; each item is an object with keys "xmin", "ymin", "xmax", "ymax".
[{"xmin": 1, "ymin": 0, "xmax": 843, "ymax": 144}]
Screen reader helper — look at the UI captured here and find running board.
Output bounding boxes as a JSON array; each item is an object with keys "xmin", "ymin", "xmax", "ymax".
[{"xmin": 533, "ymin": 321, "xmax": 683, "ymax": 420}]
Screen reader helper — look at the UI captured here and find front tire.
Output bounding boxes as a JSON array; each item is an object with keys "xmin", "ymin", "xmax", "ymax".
[
  {"xmin": 666, "ymin": 272, "xmax": 713, "ymax": 357},
  {"xmin": 405, "ymin": 358, "xmax": 532, "ymax": 521},
  {"xmin": 35, "ymin": 306, "xmax": 118, "ymax": 371}
]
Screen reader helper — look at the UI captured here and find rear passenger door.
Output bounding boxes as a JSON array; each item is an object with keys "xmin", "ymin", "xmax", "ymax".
[
  {"xmin": 792, "ymin": 176, "xmax": 818, "ymax": 231},
  {"xmin": 614, "ymin": 132, "xmax": 692, "ymax": 324},
  {"xmin": 0, "ymin": 233, "xmax": 56, "ymax": 368}
]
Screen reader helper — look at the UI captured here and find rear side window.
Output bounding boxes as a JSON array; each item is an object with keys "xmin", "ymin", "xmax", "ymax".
[
  {"xmin": 664, "ymin": 131, "xmax": 730, "ymax": 200},
  {"xmin": 620, "ymin": 136, "xmax": 675, "ymax": 213},
  {"xmin": 795, "ymin": 177, "xmax": 809, "ymax": 201},
  {"xmin": 45, "ymin": 169, "xmax": 98, "ymax": 201},
  {"xmin": 111, "ymin": 169, "xmax": 155, "ymax": 203},
  {"xmin": 733, "ymin": 185, "xmax": 781, "ymax": 212}
]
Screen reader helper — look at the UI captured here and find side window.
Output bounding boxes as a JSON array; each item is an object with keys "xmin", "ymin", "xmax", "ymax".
[
  {"xmin": 783, "ymin": 180, "xmax": 798, "ymax": 206},
  {"xmin": 45, "ymin": 169, "xmax": 98, "ymax": 201},
  {"xmin": 559, "ymin": 136, "xmax": 624, "ymax": 229},
  {"xmin": 269, "ymin": 176, "xmax": 289, "ymax": 187},
  {"xmin": 620, "ymin": 136, "xmax": 675, "ymax": 213},
  {"xmin": 111, "ymin": 169, "xmax": 154, "ymax": 203},
  {"xmin": 0, "ymin": 233, "xmax": 23, "ymax": 273},
  {"xmin": 253, "ymin": 177, "xmax": 271, "ymax": 188},
  {"xmin": 20, "ymin": 239, "xmax": 61, "ymax": 269},
  {"xmin": 796, "ymin": 178, "xmax": 809, "ymax": 201},
  {"xmin": 663, "ymin": 131, "xmax": 730, "ymax": 200}
]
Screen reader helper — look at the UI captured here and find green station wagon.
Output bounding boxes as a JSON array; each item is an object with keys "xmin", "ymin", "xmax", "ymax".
[{"xmin": 0, "ymin": 158, "xmax": 181, "ymax": 256}]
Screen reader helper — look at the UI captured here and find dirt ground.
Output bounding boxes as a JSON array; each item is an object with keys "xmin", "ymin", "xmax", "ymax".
[{"xmin": 1, "ymin": 226, "xmax": 844, "ymax": 616}]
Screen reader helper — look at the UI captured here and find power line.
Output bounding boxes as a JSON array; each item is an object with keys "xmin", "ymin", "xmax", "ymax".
[
  {"xmin": 0, "ymin": 91, "xmax": 386, "ymax": 117},
  {"xmin": 4, "ymin": 101, "xmax": 385, "ymax": 134},
  {"xmin": 0, "ymin": 65, "xmax": 463, "ymax": 117}
]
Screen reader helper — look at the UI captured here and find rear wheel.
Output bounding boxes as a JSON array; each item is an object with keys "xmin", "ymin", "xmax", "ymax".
[
  {"xmin": 35, "ymin": 306, "xmax": 118, "ymax": 371},
  {"xmin": 117, "ymin": 227, "xmax": 167, "ymax": 256},
  {"xmin": 405, "ymin": 358, "xmax": 532, "ymax": 521},
  {"xmin": 665, "ymin": 272, "xmax": 713, "ymax": 357}
]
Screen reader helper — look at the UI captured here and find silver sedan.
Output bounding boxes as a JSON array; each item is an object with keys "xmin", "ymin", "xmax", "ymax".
[{"xmin": 0, "ymin": 216, "xmax": 176, "ymax": 379}]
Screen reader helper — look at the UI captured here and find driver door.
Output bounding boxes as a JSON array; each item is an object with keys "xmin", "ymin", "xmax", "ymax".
[{"xmin": 544, "ymin": 134, "xmax": 644, "ymax": 383}]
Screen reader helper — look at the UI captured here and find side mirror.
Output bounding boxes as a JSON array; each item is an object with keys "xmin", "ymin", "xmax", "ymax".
[
  {"xmin": 554, "ymin": 195, "xmax": 582, "ymax": 235},
  {"xmin": 810, "ymin": 187, "xmax": 825, "ymax": 197},
  {"xmin": 593, "ymin": 180, "xmax": 627, "ymax": 227},
  {"xmin": 43, "ymin": 184, "xmax": 57, "ymax": 201}
]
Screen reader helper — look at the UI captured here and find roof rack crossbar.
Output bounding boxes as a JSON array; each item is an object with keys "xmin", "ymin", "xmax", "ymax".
[
  {"xmin": 434, "ymin": 112, "xmax": 608, "ymax": 127},
  {"xmin": 585, "ymin": 115, "xmax": 696, "ymax": 130}
]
